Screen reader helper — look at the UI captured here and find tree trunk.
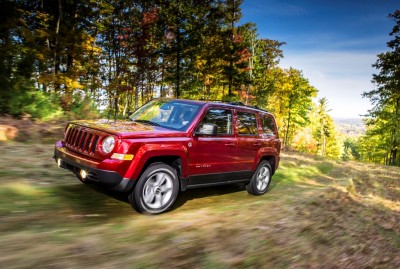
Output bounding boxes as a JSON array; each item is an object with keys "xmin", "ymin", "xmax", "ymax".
[
  {"xmin": 389, "ymin": 97, "xmax": 399, "ymax": 165},
  {"xmin": 114, "ymin": 90, "xmax": 119, "ymax": 122},
  {"xmin": 284, "ymin": 103, "xmax": 292, "ymax": 147},
  {"xmin": 135, "ymin": 80, "xmax": 139, "ymax": 110},
  {"xmin": 176, "ymin": 32, "xmax": 181, "ymax": 98},
  {"xmin": 160, "ymin": 52, "xmax": 165, "ymax": 97},
  {"xmin": 122, "ymin": 94, "xmax": 128, "ymax": 117},
  {"xmin": 53, "ymin": 0, "xmax": 62, "ymax": 92},
  {"xmin": 228, "ymin": 1, "xmax": 235, "ymax": 97}
]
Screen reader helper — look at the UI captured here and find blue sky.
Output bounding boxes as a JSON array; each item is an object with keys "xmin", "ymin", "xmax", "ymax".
[{"xmin": 241, "ymin": 0, "xmax": 399, "ymax": 118}]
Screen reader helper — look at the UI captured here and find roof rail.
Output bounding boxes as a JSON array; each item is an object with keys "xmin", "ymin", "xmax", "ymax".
[
  {"xmin": 198, "ymin": 98, "xmax": 269, "ymax": 113},
  {"xmin": 229, "ymin": 101, "xmax": 244, "ymax": 106}
]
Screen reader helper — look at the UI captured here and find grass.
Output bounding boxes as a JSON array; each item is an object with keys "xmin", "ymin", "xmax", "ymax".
[{"xmin": 0, "ymin": 142, "xmax": 399, "ymax": 268}]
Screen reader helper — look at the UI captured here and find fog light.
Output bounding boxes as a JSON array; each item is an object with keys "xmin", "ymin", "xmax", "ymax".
[
  {"xmin": 80, "ymin": 169, "xmax": 88, "ymax": 179},
  {"xmin": 57, "ymin": 158, "xmax": 62, "ymax": 167}
]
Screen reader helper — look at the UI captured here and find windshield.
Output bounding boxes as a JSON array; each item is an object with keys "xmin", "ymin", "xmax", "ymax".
[{"xmin": 129, "ymin": 99, "xmax": 202, "ymax": 131}]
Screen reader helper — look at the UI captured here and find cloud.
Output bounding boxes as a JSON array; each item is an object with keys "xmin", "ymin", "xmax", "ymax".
[
  {"xmin": 240, "ymin": 0, "xmax": 397, "ymax": 118},
  {"xmin": 280, "ymin": 51, "xmax": 376, "ymax": 117}
]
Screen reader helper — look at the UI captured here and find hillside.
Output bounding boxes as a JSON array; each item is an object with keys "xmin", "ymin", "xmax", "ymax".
[
  {"xmin": 0, "ymin": 142, "xmax": 399, "ymax": 269},
  {"xmin": 334, "ymin": 117, "xmax": 366, "ymax": 137}
]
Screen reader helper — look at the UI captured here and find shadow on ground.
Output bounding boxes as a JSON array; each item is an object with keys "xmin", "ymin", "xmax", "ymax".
[
  {"xmin": 66, "ymin": 172, "xmax": 288, "ymax": 213},
  {"xmin": 58, "ymin": 180, "xmax": 254, "ymax": 215}
]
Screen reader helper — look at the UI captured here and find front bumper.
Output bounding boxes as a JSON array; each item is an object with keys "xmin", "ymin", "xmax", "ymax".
[{"xmin": 54, "ymin": 144, "xmax": 135, "ymax": 192}]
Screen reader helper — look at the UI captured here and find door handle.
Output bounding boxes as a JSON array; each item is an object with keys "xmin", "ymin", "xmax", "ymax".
[
  {"xmin": 224, "ymin": 143, "xmax": 235, "ymax": 147},
  {"xmin": 253, "ymin": 143, "xmax": 261, "ymax": 146}
]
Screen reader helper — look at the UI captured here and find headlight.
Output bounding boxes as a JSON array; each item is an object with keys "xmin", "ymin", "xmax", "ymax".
[{"xmin": 102, "ymin": 136, "xmax": 115, "ymax": 154}]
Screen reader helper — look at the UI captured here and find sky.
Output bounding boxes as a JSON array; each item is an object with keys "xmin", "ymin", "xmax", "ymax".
[{"xmin": 241, "ymin": 0, "xmax": 399, "ymax": 118}]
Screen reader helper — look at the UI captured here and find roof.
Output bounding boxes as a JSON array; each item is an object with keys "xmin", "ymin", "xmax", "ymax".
[{"xmin": 158, "ymin": 98, "xmax": 272, "ymax": 115}]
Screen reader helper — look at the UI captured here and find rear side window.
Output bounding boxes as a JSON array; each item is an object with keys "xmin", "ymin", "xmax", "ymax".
[
  {"xmin": 237, "ymin": 112, "xmax": 258, "ymax": 135},
  {"xmin": 261, "ymin": 115, "xmax": 276, "ymax": 136},
  {"xmin": 201, "ymin": 109, "xmax": 233, "ymax": 135}
]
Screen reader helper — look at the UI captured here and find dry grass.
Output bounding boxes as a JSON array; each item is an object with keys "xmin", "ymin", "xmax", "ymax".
[{"xmin": 0, "ymin": 142, "xmax": 399, "ymax": 269}]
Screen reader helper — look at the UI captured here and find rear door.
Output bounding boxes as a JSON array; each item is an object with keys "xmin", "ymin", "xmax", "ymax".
[
  {"xmin": 235, "ymin": 110, "xmax": 260, "ymax": 171},
  {"xmin": 260, "ymin": 113, "xmax": 281, "ymax": 169}
]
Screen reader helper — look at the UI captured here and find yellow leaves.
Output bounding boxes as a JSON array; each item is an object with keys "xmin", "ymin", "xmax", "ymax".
[
  {"xmin": 194, "ymin": 56, "xmax": 217, "ymax": 86},
  {"xmin": 34, "ymin": 52, "xmax": 47, "ymax": 62},
  {"xmin": 65, "ymin": 77, "xmax": 84, "ymax": 90},
  {"xmin": 38, "ymin": 74, "xmax": 83, "ymax": 91},
  {"xmin": 292, "ymin": 127, "xmax": 318, "ymax": 153},
  {"xmin": 281, "ymin": 81, "xmax": 293, "ymax": 93},
  {"xmin": 35, "ymin": 29, "xmax": 49, "ymax": 39},
  {"xmin": 82, "ymin": 35, "xmax": 102, "ymax": 55},
  {"xmin": 194, "ymin": 57, "xmax": 207, "ymax": 70}
]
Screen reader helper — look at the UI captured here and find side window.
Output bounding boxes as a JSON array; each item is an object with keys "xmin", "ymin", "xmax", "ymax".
[
  {"xmin": 261, "ymin": 115, "xmax": 276, "ymax": 136},
  {"xmin": 237, "ymin": 112, "xmax": 258, "ymax": 136},
  {"xmin": 201, "ymin": 109, "xmax": 233, "ymax": 135}
]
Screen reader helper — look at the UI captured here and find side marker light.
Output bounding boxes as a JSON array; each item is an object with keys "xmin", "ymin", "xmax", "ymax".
[{"xmin": 111, "ymin": 153, "xmax": 134, "ymax": 161}]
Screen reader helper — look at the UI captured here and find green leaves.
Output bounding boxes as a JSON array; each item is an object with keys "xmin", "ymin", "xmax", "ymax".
[
  {"xmin": 362, "ymin": 9, "xmax": 400, "ymax": 166},
  {"xmin": 0, "ymin": 0, "xmax": 340, "ymax": 162}
]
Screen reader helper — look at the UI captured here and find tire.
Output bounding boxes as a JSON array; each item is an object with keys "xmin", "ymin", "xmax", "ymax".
[
  {"xmin": 129, "ymin": 163, "xmax": 179, "ymax": 214},
  {"xmin": 246, "ymin": 161, "xmax": 272, "ymax": 195}
]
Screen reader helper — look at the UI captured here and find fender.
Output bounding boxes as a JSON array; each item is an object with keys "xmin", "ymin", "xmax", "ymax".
[
  {"xmin": 122, "ymin": 142, "xmax": 189, "ymax": 180},
  {"xmin": 253, "ymin": 146, "xmax": 280, "ymax": 171}
]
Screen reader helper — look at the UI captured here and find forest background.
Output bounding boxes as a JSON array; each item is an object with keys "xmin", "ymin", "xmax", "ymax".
[{"xmin": 0, "ymin": 0, "xmax": 399, "ymax": 166}]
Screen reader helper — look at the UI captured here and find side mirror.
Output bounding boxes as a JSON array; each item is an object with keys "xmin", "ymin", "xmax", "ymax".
[
  {"xmin": 126, "ymin": 111, "xmax": 134, "ymax": 120},
  {"xmin": 160, "ymin": 104, "xmax": 171, "ymax": 110},
  {"xmin": 196, "ymin": 123, "xmax": 218, "ymax": 136}
]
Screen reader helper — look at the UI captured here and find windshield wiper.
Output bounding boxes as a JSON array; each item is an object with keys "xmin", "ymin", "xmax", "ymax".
[{"xmin": 134, "ymin": 119, "xmax": 161, "ymax": 127}]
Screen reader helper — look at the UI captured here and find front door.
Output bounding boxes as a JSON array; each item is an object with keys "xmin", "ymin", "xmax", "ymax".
[{"xmin": 189, "ymin": 108, "xmax": 237, "ymax": 185}]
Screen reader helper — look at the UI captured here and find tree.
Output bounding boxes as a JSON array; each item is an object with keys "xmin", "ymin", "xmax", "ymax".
[
  {"xmin": 0, "ymin": 0, "xmax": 19, "ymax": 114},
  {"xmin": 342, "ymin": 138, "xmax": 361, "ymax": 161},
  {"xmin": 314, "ymin": 98, "xmax": 340, "ymax": 159},
  {"xmin": 362, "ymin": 10, "xmax": 400, "ymax": 165},
  {"xmin": 241, "ymin": 23, "xmax": 285, "ymax": 106},
  {"xmin": 315, "ymin": 98, "xmax": 330, "ymax": 157},
  {"xmin": 221, "ymin": 0, "xmax": 247, "ymax": 97},
  {"xmin": 290, "ymin": 98, "xmax": 340, "ymax": 159},
  {"xmin": 1, "ymin": 0, "xmax": 333, "ymax": 150},
  {"xmin": 271, "ymin": 68, "xmax": 317, "ymax": 147}
]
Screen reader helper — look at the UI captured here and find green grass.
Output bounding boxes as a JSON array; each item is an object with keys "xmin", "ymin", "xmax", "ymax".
[{"xmin": 0, "ymin": 143, "xmax": 399, "ymax": 268}]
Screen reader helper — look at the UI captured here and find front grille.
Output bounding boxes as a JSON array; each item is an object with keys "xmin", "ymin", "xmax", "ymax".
[{"xmin": 64, "ymin": 125, "xmax": 100, "ymax": 155}]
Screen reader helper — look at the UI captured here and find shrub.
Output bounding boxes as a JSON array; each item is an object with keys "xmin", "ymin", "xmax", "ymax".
[{"xmin": 8, "ymin": 77, "xmax": 63, "ymax": 120}]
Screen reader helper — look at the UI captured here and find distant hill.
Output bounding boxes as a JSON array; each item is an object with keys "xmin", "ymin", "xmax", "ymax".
[{"xmin": 334, "ymin": 118, "xmax": 366, "ymax": 137}]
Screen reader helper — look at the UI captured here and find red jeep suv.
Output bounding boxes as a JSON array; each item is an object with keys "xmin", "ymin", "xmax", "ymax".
[{"xmin": 54, "ymin": 99, "xmax": 281, "ymax": 214}]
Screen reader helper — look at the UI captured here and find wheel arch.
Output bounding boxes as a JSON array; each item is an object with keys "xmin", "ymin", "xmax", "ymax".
[
  {"xmin": 141, "ymin": 156, "xmax": 182, "ymax": 177},
  {"xmin": 259, "ymin": 155, "xmax": 276, "ymax": 175},
  {"xmin": 136, "ymin": 155, "xmax": 184, "ymax": 190}
]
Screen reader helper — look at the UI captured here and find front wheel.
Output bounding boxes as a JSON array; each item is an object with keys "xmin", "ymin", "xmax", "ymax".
[
  {"xmin": 129, "ymin": 163, "xmax": 179, "ymax": 214},
  {"xmin": 246, "ymin": 161, "xmax": 272, "ymax": 195}
]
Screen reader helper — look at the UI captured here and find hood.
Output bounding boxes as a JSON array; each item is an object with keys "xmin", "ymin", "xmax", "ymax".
[{"xmin": 70, "ymin": 119, "xmax": 185, "ymax": 138}]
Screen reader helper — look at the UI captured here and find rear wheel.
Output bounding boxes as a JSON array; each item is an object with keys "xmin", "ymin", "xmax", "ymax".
[
  {"xmin": 246, "ymin": 161, "xmax": 272, "ymax": 195},
  {"xmin": 129, "ymin": 163, "xmax": 179, "ymax": 214}
]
